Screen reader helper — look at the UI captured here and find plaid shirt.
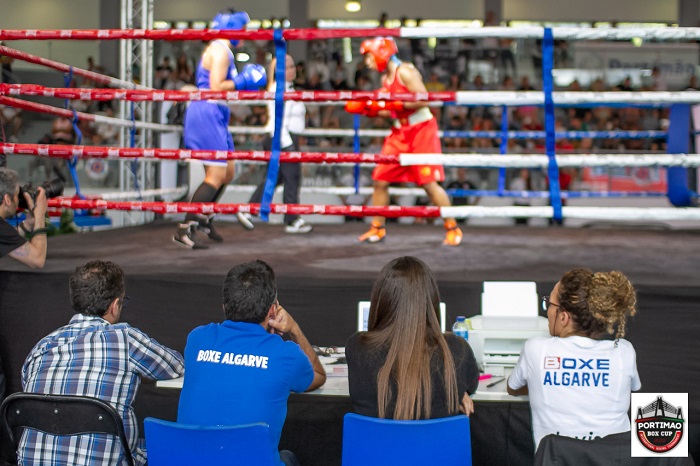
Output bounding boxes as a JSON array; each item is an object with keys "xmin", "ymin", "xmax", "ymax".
[{"xmin": 19, "ymin": 314, "xmax": 184, "ymax": 466}]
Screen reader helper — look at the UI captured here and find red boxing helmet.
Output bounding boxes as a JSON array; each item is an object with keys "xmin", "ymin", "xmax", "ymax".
[{"xmin": 360, "ymin": 37, "xmax": 398, "ymax": 72}]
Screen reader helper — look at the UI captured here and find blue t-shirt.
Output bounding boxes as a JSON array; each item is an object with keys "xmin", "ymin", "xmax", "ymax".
[{"xmin": 177, "ymin": 321, "xmax": 313, "ymax": 462}]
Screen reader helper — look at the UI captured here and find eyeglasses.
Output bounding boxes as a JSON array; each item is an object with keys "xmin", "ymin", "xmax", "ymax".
[
  {"xmin": 541, "ymin": 295, "xmax": 564, "ymax": 313},
  {"xmin": 120, "ymin": 296, "xmax": 130, "ymax": 309}
]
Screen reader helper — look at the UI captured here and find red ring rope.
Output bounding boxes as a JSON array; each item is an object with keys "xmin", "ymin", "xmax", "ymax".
[
  {"xmin": 0, "ymin": 28, "xmax": 399, "ymax": 42},
  {"xmin": 0, "ymin": 83, "xmax": 456, "ymax": 103},
  {"xmin": 47, "ymin": 198, "xmax": 441, "ymax": 218},
  {"xmin": 1, "ymin": 143, "xmax": 398, "ymax": 164}
]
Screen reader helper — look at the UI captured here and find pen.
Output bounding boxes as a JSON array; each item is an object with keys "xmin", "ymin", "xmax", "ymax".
[
  {"xmin": 486, "ymin": 377, "xmax": 506, "ymax": 388},
  {"xmin": 478, "ymin": 374, "xmax": 493, "ymax": 381}
]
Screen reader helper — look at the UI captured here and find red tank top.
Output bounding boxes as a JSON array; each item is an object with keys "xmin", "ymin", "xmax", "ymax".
[{"xmin": 382, "ymin": 65, "xmax": 415, "ymax": 120}]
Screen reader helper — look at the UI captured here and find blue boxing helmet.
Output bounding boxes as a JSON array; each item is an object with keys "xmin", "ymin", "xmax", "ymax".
[{"xmin": 211, "ymin": 9, "xmax": 250, "ymax": 47}]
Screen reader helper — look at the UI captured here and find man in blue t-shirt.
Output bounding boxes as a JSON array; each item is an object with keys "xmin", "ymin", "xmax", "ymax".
[{"xmin": 177, "ymin": 260, "xmax": 326, "ymax": 466}]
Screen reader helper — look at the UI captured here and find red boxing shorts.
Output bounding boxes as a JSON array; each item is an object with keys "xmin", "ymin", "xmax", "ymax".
[{"xmin": 373, "ymin": 117, "xmax": 445, "ymax": 186}]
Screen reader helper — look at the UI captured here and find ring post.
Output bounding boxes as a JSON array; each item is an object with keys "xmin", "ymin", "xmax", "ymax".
[
  {"xmin": 260, "ymin": 28, "xmax": 286, "ymax": 221},
  {"xmin": 542, "ymin": 27, "xmax": 563, "ymax": 223},
  {"xmin": 667, "ymin": 104, "xmax": 696, "ymax": 206},
  {"xmin": 498, "ymin": 105, "xmax": 508, "ymax": 195}
]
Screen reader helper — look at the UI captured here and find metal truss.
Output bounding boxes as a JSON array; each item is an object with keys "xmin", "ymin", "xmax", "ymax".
[{"xmin": 119, "ymin": 0, "xmax": 154, "ymax": 225}]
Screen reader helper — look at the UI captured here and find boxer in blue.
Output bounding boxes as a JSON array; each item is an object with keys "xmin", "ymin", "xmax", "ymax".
[{"xmin": 174, "ymin": 8, "xmax": 267, "ymax": 249}]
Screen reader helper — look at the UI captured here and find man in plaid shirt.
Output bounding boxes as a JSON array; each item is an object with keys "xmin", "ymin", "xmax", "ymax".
[{"xmin": 18, "ymin": 260, "xmax": 184, "ymax": 466}]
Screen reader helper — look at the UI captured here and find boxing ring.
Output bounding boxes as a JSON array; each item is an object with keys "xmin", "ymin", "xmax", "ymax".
[{"xmin": 1, "ymin": 24, "xmax": 700, "ymax": 466}]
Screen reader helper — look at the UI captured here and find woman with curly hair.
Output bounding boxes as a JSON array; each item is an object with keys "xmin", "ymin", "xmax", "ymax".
[
  {"xmin": 507, "ymin": 268, "xmax": 641, "ymax": 450},
  {"xmin": 346, "ymin": 256, "xmax": 479, "ymax": 420}
]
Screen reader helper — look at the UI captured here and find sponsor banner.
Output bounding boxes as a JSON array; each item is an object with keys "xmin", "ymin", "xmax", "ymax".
[
  {"xmin": 582, "ymin": 167, "xmax": 667, "ymax": 192},
  {"xmin": 573, "ymin": 42, "xmax": 699, "ymax": 89}
]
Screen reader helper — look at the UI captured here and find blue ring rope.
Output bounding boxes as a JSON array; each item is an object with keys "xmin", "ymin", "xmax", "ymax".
[
  {"xmin": 439, "ymin": 130, "xmax": 666, "ymax": 140},
  {"xmin": 446, "ymin": 189, "xmax": 667, "ymax": 199},
  {"xmin": 497, "ymin": 105, "xmax": 508, "ymax": 195}
]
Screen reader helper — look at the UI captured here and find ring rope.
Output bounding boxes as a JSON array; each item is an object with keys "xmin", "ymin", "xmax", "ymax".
[
  {"xmin": 1, "ymin": 95, "xmax": 664, "ymax": 140},
  {"xmin": 2, "ymin": 27, "xmax": 700, "ymax": 42},
  {"xmin": 0, "ymin": 45, "xmax": 150, "ymax": 90},
  {"xmin": 224, "ymin": 185, "xmax": 666, "ymax": 199},
  {"xmin": 0, "ymin": 96, "xmax": 666, "ymax": 140},
  {"xmin": 5, "ymin": 84, "xmax": 700, "ymax": 106},
  {"xmin": 42, "ymin": 198, "xmax": 700, "ymax": 221},
  {"xmin": 3, "ymin": 25, "xmax": 697, "ymax": 222},
  {"xmin": 4, "ymin": 143, "xmax": 699, "ymax": 167}
]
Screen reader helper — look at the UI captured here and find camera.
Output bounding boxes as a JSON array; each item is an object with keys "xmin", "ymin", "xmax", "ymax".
[{"xmin": 18, "ymin": 178, "xmax": 64, "ymax": 210}]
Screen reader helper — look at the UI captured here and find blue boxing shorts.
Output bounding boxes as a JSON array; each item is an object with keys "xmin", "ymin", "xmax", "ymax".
[{"xmin": 183, "ymin": 101, "xmax": 233, "ymax": 166}]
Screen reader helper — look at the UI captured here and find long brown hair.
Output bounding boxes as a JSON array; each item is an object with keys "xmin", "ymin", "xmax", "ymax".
[{"xmin": 360, "ymin": 256, "xmax": 459, "ymax": 420}]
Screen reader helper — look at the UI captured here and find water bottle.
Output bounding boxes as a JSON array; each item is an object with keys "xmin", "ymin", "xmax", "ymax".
[{"xmin": 452, "ymin": 316, "xmax": 469, "ymax": 342}]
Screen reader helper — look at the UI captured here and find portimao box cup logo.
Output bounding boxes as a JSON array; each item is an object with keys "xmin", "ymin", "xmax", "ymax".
[{"xmin": 631, "ymin": 393, "xmax": 688, "ymax": 457}]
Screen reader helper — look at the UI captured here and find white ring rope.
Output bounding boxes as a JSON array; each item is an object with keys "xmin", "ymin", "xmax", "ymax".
[
  {"xmin": 400, "ymin": 26, "xmax": 700, "ymax": 41},
  {"xmin": 454, "ymin": 91, "xmax": 700, "ymax": 106},
  {"xmin": 440, "ymin": 206, "xmax": 700, "ymax": 221},
  {"xmin": 97, "ymin": 187, "xmax": 189, "ymax": 201},
  {"xmin": 400, "ymin": 154, "xmax": 700, "ymax": 168}
]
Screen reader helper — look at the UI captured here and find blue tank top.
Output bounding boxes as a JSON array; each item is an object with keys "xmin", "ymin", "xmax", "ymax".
[{"xmin": 195, "ymin": 40, "xmax": 237, "ymax": 90}]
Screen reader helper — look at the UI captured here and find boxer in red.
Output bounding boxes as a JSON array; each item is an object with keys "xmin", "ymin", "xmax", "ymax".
[{"xmin": 346, "ymin": 37, "xmax": 462, "ymax": 246}]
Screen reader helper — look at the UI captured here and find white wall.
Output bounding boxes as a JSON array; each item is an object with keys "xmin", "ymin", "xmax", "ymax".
[
  {"xmin": 153, "ymin": 0, "xmax": 289, "ymax": 21},
  {"xmin": 308, "ymin": 0, "xmax": 483, "ymax": 21},
  {"xmin": 504, "ymin": 0, "xmax": 677, "ymax": 23},
  {"xmin": 0, "ymin": 0, "xmax": 100, "ymax": 71}
]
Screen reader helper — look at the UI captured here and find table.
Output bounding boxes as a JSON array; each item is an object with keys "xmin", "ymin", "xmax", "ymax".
[{"xmin": 155, "ymin": 362, "xmax": 535, "ymax": 466}]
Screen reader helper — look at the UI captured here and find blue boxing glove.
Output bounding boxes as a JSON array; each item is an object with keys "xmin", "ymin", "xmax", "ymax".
[{"xmin": 233, "ymin": 64, "xmax": 267, "ymax": 90}]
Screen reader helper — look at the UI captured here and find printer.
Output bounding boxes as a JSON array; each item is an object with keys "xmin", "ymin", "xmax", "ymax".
[{"xmin": 467, "ymin": 281, "xmax": 550, "ymax": 376}]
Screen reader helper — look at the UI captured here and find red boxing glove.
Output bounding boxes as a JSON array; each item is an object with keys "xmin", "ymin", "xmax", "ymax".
[
  {"xmin": 345, "ymin": 100, "xmax": 367, "ymax": 115},
  {"xmin": 344, "ymin": 100, "xmax": 405, "ymax": 117},
  {"xmin": 365, "ymin": 100, "xmax": 404, "ymax": 117}
]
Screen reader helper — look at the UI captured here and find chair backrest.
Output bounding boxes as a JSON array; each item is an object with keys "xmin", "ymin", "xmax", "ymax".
[
  {"xmin": 144, "ymin": 417, "xmax": 278, "ymax": 466},
  {"xmin": 342, "ymin": 413, "xmax": 472, "ymax": 466},
  {"xmin": 535, "ymin": 432, "xmax": 695, "ymax": 466},
  {"xmin": 0, "ymin": 392, "xmax": 134, "ymax": 466}
]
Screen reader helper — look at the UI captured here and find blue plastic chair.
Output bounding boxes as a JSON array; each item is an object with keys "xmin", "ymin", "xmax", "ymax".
[
  {"xmin": 144, "ymin": 417, "xmax": 278, "ymax": 466},
  {"xmin": 342, "ymin": 413, "xmax": 472, "ymax": 466}
]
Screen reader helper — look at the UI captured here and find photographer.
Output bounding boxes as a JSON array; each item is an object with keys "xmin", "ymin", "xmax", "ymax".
[{"xmin": 0, "ymin": 167, "xmax": 48, "ymax": 269}]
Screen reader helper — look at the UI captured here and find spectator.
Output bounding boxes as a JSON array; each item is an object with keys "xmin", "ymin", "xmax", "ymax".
[
  {"xmin": 155, "ymin": 56, "xmax": 174, "ymax": 89},
  {"xmin": 425, "ymin": 71, "xmax": 446, "ymax": 92},
  {"xmin": 293, "ymin": 61, "xmax": 307, "ymax": 88},
  {"xmin": 0, "ymin": 167, "xmax": 48, "ymax": 269},
  {"xmin": 307, "ymin": 53, "xmax": 331, "ymax": 90},
  {"xmin": 508, "ymin": 268, "xmax": 640, "ymax": 451},
  {"xmin": 174, "ymin": 52, "xmax": 194, "ymax": 86},
  {"xmin": 177, "ymin": 260, "xmax": 325, "ymax": 466},
  {"xmin": 94, "ymin": 105, "xmax": 119, "ymax": 145},
  {"xmin": 1, "ymin": 42, "xmax": 16, "ymax": 84},
  {"xmin": 331, "ymin": 58, "xmax": 349, "ymax": 90},
  {"xmin": 0, "ymin": 103, "xmax": 22, "ymax": 142},
  {"xmin": 346, "ymin": 256, "xmax": 479, "ymax": 419},
  {"xmin": 19, "ymin": 259, "xmax": 184, "ymax": 465}
]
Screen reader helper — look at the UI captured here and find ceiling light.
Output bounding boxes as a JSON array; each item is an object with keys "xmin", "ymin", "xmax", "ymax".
[{"xmin": 345, "ymin": 0, "xmax": 361, "ymax": 13}]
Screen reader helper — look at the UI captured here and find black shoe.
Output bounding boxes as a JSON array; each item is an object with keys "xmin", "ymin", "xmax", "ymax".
[
  {"xmin": 173, "ymin": 222, "xmax": 209, "ymax": 249},
  {"xmin": 198, "ymin": 215, "xmax": 223, "ymax": 242}
]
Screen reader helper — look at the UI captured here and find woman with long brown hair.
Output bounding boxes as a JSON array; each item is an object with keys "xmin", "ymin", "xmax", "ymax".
[{"xmin": 346, "ymin": 256, "xmax": 479, "ymax": 420}]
